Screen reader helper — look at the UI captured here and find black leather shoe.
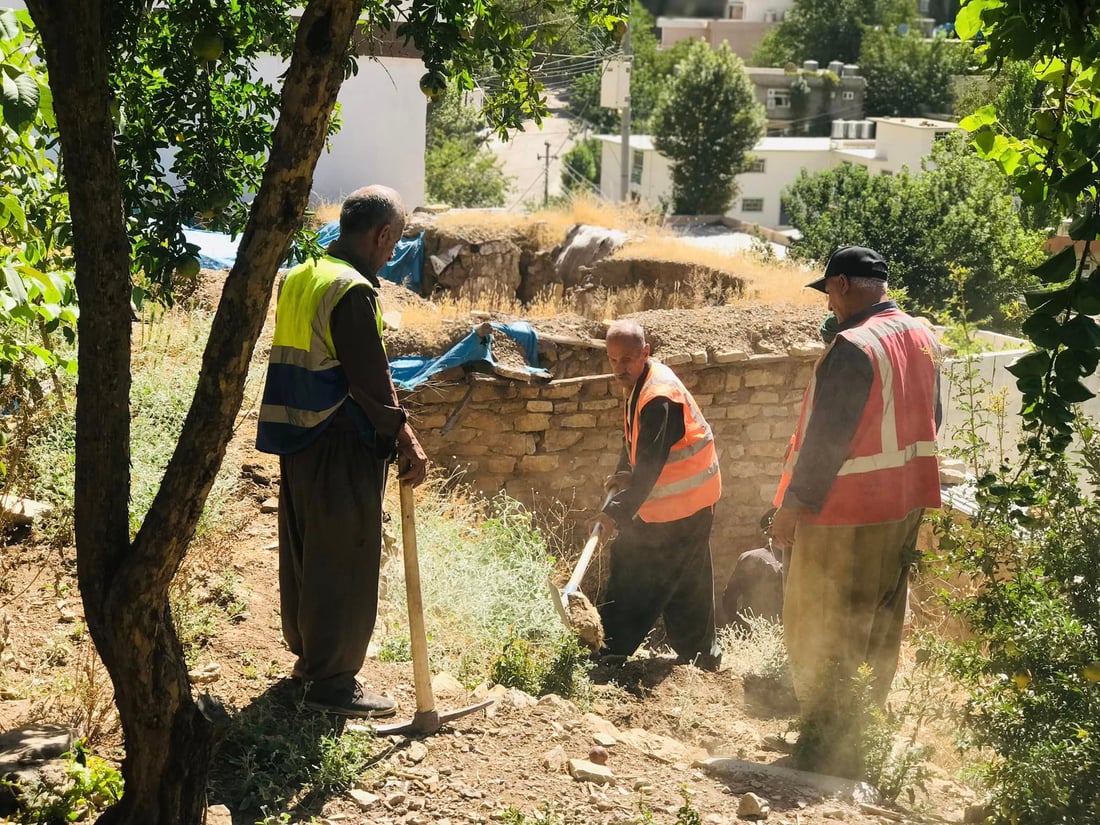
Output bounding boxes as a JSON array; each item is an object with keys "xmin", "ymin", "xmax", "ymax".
[{"xmin": 304, "ymin": 683, "xmax": 397, "ymax": 718}]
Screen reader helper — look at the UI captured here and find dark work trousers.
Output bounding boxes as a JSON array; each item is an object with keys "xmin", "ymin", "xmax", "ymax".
[
  {"xmin": 599, "ymin": 506, "xmax": 721, "ymax": 660},
  {"xmin": 278, "ymin": 417, "xmax": 387, "ymax": 692}
]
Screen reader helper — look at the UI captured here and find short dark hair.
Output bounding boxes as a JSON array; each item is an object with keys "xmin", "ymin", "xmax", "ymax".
[{"xmin": 339, "ymin": 186, "xmax": 403, "ymax": 237}]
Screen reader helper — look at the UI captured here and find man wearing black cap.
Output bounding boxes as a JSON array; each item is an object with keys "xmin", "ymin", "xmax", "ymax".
[{"xmin": 768, "ymin": 245, "xmax": 942, "ymax": 776}]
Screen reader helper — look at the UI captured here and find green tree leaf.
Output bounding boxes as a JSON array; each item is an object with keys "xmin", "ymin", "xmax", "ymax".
[
  {"xmin": 1032, "ymin": 246, "xmax": 1078, "ymax": 284},
  {"xmin": 1005, "ymin": 350, "xmax": 1051, "ymax": 379},
  {"xmin": 0, "ymin": 9, "xmax": 19, "ymax": 41},
  {"xmin": 1021, "ymin": 313, "xmax": 1064, "ymax": 349},
  {"xmin": 959, "ymin": 104, "xmax": 998, "ymax": 132},
  {"xmin": 0, "ymin": 67, "xmax": 40, "ymax": 130}
]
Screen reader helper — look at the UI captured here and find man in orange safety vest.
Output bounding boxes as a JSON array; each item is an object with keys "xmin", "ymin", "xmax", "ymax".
[
  {"xmin": 592, "ymin": 320, "xmax": 723, "ymax": 670},
  {"xmin": 770, "ymin": 246, "xmax": 941, "ymax": 776}
]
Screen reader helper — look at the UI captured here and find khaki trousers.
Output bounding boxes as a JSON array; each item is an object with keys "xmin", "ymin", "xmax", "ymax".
[{"xmin": 783, "ymin": 509, "xmax": 923, "ymax": 713}]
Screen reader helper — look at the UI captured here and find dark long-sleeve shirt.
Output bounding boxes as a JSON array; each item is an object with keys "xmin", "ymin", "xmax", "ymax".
[
  {"xmin": 329, "ymin": 283, "xmax": 407, "ymax": 449},
  {"xmin": 603, "ymin": 362, "xmax": 686, "ymax": 524},
  {"xmin": 784, "ymin": 301, "xmax": 941, "ymax": 513}
]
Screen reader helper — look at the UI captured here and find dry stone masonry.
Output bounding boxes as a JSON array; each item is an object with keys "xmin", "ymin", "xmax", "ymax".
[{"xmin": 403, "ymin": 337, "xmax": 823, "ymax": 596}]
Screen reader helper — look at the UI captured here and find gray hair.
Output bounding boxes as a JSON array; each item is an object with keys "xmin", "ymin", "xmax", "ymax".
[
  {"xmin": 849, "ymin": 276, "xmax": 889, "ymax": 295},
  {"xmin": 606, "ymin": 319, "xmax": 646, "ymax": 350},
  {"xmin": 340, "ymin": 185, "xmax": 404, "ymax": 237}
]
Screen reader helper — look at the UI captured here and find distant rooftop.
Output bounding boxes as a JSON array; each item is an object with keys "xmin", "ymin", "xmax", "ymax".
[
  {"xmin": 833, "ymin": 147, "xmax": 878, "ymax": 161},
  {"xmin": 594, "ymin": 135, "xmax": 656, "ymax": 152},
  {"xmin": 872, "ymin": 116, "xmax": 959, "ymax": 129},
  {"xmin": 755, "ymin": 137, "xmax": 832, "ymax": 152},
  {"xmin": 654, "ymin": 16, "xmax": 709, "ymax": 26}
]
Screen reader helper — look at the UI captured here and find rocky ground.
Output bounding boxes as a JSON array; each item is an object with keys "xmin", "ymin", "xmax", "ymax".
[
  {"xmin": 0, "ymin": 255, "xmax": 971, "ymax": 825},
  {"xmin": 0, "ymin": 447, "xmax": 984, "ymax": 825}
]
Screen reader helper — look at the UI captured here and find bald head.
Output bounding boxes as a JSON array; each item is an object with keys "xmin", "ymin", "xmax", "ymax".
[
  {"xmin": 328, "ymin": 185, "xmax": 407, "ymax": 277},
  {"xmin": 340, "ymin": 185, "xmax": 405, "ymax": 239}
]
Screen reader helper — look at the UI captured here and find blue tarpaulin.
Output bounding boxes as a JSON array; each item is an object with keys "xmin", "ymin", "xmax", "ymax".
[
  {"xmin": 390, "ymin": 321, "xmax": 550, "ymax": 391},
  {"xmin": 182, "ymin": 223, "xmax": 425, "ymax": 293},
  {"xmin": 316, "ymin": 221, "xmax": 424, "ymax": 292},
  {"xmin": 183, "ymin": 227, "xmax": 242, "ymax": 270}
]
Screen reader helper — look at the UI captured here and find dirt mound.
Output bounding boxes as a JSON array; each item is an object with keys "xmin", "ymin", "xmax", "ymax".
[{"xmin": 626, "ymin": 303, "xmax": 826, "ymax": 357}]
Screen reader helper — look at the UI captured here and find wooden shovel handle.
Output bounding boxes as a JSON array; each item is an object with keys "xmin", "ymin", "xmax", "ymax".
[
  {"xmin": 563, "ymin": 488, "xmax": 619, "ymax": 595},
  {"xmin": 399, "ymin": 482, "xmax": 435, "ymax": 716}
]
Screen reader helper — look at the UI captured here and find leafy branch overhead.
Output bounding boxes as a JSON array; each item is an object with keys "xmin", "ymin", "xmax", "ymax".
[
  {"xmin": 109, "ymin": 0, "xmax": 625, "ymax": 303},
  {"xmin": 0, "ymin": 8, "xmax": 76, "ymax": 410},
  {"xmin": 957, "ymin": 0, "xmax": 1100, "ymax": 450}
]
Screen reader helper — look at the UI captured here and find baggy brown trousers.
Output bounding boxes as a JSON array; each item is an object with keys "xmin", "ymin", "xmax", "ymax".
[
  {"xmin": 278, "ymin": 417, "xmax": 387, "ymax": 692},
  {"xmin": 783, "ymin": 508, "xmax": 924, "ymax": 713}
]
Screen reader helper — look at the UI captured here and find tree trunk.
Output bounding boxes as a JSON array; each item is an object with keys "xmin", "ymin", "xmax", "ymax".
[{"xmin": 26, "ymin": 1, "xmax": 362, "ymax": 822}]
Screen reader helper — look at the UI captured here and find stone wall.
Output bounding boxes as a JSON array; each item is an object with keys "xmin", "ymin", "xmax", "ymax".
[{"xmin": 402, "ymin": 341, "xmax": 822, "ymax": 602}]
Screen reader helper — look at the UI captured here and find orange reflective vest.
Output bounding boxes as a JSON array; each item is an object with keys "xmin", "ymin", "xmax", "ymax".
[
  {"xmin": 773, "ymin": 308, "xmax": 941, "ymax": 526},
  {"xmin": 627, "ymin": 361, "xmax": 722, "ymax": 523}
]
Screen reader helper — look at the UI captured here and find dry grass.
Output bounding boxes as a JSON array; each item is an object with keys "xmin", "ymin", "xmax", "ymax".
[
  {"xmin": 431, "ymin": 197, "xmax": 822, "ymax": 312},
  {"xmin": 532, "ymin": 193, "xmax": 661, "ymax": 234},
  {"xmin": 309, "ymin": 200, "xmax": 341, "ymax": 229}
]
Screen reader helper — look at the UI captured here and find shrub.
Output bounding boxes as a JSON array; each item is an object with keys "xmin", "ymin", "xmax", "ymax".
[{"xmin": 932, "ymin": 438, "xmax": 1100, "ymax": 824}]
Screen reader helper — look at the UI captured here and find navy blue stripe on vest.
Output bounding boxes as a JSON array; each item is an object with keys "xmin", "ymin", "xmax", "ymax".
[
  {"xmin": 260, "ymin": 363, "xmax": 348, "ymax": 410},
  {"xmin": 256, "ymin": 418, "xmax": 336, "ymax": 455}
]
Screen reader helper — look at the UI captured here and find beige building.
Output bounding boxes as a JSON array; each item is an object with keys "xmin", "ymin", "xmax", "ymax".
[
  {"xmin": 748, "ymin": 63, "xmax": 867, "ymax": 134},
  {"xmin": 596, "ymin": 116, "xmax": 961, "ymax": 229},
  {"xmin": 657, "ymin": 0, "xmax": 795, "ymax": 59}
]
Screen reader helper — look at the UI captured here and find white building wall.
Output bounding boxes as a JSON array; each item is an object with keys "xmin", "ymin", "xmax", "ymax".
[
  {"xmin": 599, "ymin": 141, "xmax": 625, "ymax": 202},
  {"xmin": 597, "ymin": 118, "xmax": 960, "ymax": 227},
  {"xmin": 871, "ymin": 119, "xmax": 956, "ymax": 175},
  {"xmin": 729, "ymin": 148, "xmax": 835, "ymax": 228},
  {"xmin": 255, "ymin": 54, "xmax": 426, "ymax": 207},
  {"xmin": 735, "ymin": 0, "xmax": 795, "ymax": 21}
]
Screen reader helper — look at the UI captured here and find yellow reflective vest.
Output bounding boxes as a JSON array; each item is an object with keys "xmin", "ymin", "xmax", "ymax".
[{"xmin": 255, "ymin": 255, "xmax": 383, "ymax": 455}]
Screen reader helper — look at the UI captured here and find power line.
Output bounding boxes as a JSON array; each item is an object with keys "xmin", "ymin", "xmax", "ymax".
[{"xmin": 506, "ymin": 55, "xmax": 617, "ymax": 211}]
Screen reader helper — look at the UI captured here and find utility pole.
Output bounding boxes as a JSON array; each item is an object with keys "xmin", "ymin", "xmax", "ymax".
[
  {"xmin": 537, "ymin": 140, "xmax": 558, "ymax": 207},
  {"xmin": 618, "ymin": 23, "xmax": 632, "ymax": 203}
]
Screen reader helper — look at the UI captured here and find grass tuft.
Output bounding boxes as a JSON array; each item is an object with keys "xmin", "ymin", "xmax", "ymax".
[{"xmin": 377, "ymin": 484, "xmax": 589, "ymax": 698}]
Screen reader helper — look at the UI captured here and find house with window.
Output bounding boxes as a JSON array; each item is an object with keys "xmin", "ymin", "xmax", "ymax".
[
  {"xmin": 749, "ymin": 62, "xmax": 867, "ymax": 135},
  {"xmin": 595, "ymin": 116, "xmax": 960, "ymax": 230}
]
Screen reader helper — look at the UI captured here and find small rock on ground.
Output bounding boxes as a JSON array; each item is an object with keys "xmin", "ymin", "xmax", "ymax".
[
  {"xmin": 568, "ymin": 758, "xmax": 614, "ymax": 785},
  {"xmin": 349, "ymin": 789, "xmax": 381, "ymax": 811},
  {"xmin": 737, "ymin": 792, "xmax": 770, "ymax": 820}
]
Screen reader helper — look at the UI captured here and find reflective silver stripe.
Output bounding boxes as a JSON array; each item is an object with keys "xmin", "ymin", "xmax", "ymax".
[
  {"xmin": 268, "ymin": 343, "xmax": 340, "ymax": 371},
  {"xmin": 665, "ymin": 433, "xmax": 714, "ymax": 465},
  {"xmin": 785, "ymin": 440, "xmax": 938, "ymax": 478},
  {"xmin": 257, "ymin": 399, "xmax": 345, "ymax": 428},
  {"xmin": 836, "ymin": 440, "xmax": 938, "ymax": 475},
  {"xmin": 842, "ymin": 324, "xmax": 897, "ymax": 454},
  {"xmin": 647, "ymin": 460, "xmax": 720, "ymax": 500},
  {"xmin": 840, "ymin": 316, "xmax": 939, "ymax": 455},
  {"xmin": 788, "ymin": 315, "xmax": 939, "ymax": 484}
]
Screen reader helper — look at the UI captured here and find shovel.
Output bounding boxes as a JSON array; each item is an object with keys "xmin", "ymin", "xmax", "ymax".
[
  {"xmin": 376, "ymin": 482, "xmax": 492, "ymax": 735},
  {"xmin": 546, "ymin": 489, "xmax": 617, "ymax": 650}
]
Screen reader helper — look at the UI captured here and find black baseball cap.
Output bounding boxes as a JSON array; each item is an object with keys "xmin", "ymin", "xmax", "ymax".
[{"xmin": 805, "ymin": 246, "xmax": 888, "ymax": 292}]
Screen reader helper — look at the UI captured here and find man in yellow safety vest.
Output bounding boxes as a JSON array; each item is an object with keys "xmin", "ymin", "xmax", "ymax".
[{"xmin": 256, "ymin": 185, "xmax": 427, "ymax": 718}]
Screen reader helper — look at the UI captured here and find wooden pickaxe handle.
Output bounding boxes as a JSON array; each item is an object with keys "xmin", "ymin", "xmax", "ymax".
[{"xmin": 398, "ymin": 482, "xmax": 436, "ymax": 718}]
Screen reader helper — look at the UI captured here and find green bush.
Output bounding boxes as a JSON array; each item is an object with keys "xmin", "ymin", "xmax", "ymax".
[
  {"xmin": 380, "ymin": 491, "xmax": 575, "ymax": 687},
  {"xmin": 560, "ymin": 139, "xmax": 600, "ymax": 195},
  {"xmin": 489, "ymin": 632, "xmax": 593, "ymax": 701},
  {"xmin": 932, "ymin": 428, "xmax": 1100, "ymax": 824}
]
